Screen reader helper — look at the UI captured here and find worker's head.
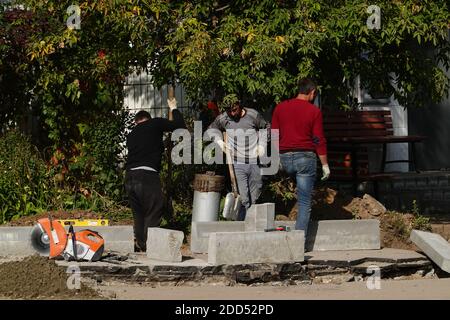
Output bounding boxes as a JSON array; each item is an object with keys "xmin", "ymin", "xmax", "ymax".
[
  {"xmin": 134, "ymin": 110, "xmax": 151, "ymax": 124},
  {"xmin": 226, "ymin": 101, "xmax": 243, "ymax": 122},
  {"xmin": 297, "ymin": 78, "xmax": 317, "ymax": 102}
]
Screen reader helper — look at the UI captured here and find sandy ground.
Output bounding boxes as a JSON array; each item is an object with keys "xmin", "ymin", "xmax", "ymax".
[{"xmin": 97, "ymin": 278, "xmax": 450, "ymax": 300}]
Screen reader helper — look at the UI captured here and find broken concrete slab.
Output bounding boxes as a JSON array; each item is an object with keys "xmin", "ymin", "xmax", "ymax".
[
  {"xmin": 147, "ymin": 228, "xmax": 184, "ymax": 262},
  {"xmin": 275, "ymin": 220, "xmax": 380, "ymax": 251},
  {"xmin": 45, "ymin": 248, "xmax": 430, "ymax": 285},
  {"xmin": 190, "ymin": 221, "xmax": 245, "ymax": 253},
  {"xmin": 410, "ymin": 229, "xmax": 450, "ymax": 273},
  {"xmin": 306, "ymin": 248, "xmax": 428, "ymax": 266},
  {"xmin": 244, "ymin": 203, "xmax": 275, "ymax": 231},
  {"xmin": 208, "ymin": 230, "xmax": 304, "ymax": 265},
  {"xmin": 0, "ymin": 226, "xmax": 134, "ymax": 255}
]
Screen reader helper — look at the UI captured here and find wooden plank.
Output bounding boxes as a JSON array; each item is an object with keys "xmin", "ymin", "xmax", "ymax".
[
  {"xmin": 323, "ymin": 110, "xmax": 391, "ymax": 116},
  {"xmin": 328, "ymin": 158, "xmax": 369, "ymax": 165},
  {"xmin": 324, "ymin": 123, "xmax": 392, "ymax": 130},
  {"xmin": 328, "ymin": 152, "xmax": 368, "ymax": 158},
  {"xmin": 326, "ymin": 130, "xmax": 389, "ymax": 137},
  {"xmin": 324, "ymin": 117, "xmax": 389, "ymax": 122},
  {"xmin": 330, "ymin": 135, "xmax": 424, "ymax": 143}
]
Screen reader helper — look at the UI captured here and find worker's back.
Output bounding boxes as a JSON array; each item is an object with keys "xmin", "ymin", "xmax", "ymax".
[
  {"xmin": 126, "ymin": 110, "xmax": 185, "ymax": 171},
  {"xmin": 271, "ymin": 98, "xmax": 326, "ymax": 155}
]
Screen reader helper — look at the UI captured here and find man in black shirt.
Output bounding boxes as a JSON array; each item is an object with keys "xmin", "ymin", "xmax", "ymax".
[{"xmin": 125, "ymin": 98, "xmax": 186, "ymax": 252}]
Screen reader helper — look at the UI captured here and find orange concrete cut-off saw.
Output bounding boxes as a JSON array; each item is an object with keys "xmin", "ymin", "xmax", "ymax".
[{"xmin": 30, "ymin": 216, "xmax": 104, "ymax": 262}]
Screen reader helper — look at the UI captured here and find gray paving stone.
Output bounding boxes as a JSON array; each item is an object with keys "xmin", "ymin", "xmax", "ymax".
[
  {"xmin": 410, "ymin": 230, "xmax": 450, "ymax": 273},
  {"xmin": 208, "ymin": 230, "xmax": 304, "ymax": 265},
  {"xmin": 275, "ymin": 220, "xmax": 380, "ymax": 251},
  {"xmin": 190, "ymin": 221, "xmax": 245, "ymax": 253},
  {"xmin": 244, "ymin": 203, "xmax": 275, "ymax": 231},
  {"xmin": 147, "ymin": 228, "xmax": 184, "ymax": 262}
]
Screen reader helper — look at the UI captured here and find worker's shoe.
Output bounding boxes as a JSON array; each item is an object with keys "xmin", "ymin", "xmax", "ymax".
[{"xmin": 134, "ymin": 239, "xmax": 146, "ymax": 253}]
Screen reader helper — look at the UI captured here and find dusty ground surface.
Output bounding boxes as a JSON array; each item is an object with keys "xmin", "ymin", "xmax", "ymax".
[
  {"xmin": 0, "ymin": 255, "xmax": 103, "ymax": 299},
  {"xmin": 97, "ymin": 278, "xmax": 450, "ymax": 300}
]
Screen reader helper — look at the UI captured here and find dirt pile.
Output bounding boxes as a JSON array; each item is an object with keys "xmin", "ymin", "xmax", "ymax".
[
  {"xmin": 281, "ymin": 187, "xmax": 432, "ymax": 251},
  {"xmin": 0, "ymin": 255, "xmax": 102, "ymax": 299},
  {"xmin": 342, "ymin": 194, "xmax": 387, "ymax": 219}
]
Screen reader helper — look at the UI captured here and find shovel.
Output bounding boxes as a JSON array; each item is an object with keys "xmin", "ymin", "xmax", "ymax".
[{"xmin": 221, "ymin": 133, "xmax": 242, "ymax": 220}]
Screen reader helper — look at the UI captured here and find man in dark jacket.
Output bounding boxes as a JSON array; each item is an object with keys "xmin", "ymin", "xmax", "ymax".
[{"xmin": 125, "ymin": 98, "xmax": 185, "ymax": 252}]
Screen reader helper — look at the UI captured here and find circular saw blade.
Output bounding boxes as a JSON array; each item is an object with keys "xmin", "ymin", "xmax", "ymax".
[{"xmin": 30, "ymin": 224, "xmax": 50, "ymax": 256}]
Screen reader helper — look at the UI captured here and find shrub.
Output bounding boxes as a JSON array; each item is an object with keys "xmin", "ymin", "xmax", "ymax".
[
  {"xmin": 0, "ymin": 130, "xmax": 53, "ymax": 222},
  {"xmin": 411, "ymin": 200, "xmax": 432, "ymax": 232}
]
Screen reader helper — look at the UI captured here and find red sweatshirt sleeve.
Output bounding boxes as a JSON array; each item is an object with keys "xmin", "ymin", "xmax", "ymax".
[{"xmin": 312, "ymin": 110, "xmax": 327, "ymax": 156}]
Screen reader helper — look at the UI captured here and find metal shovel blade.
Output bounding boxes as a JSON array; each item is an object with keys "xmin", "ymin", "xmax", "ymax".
[
  {"xmin": 222, "ymin": 192, "xmax": 235, "ymax": 220},
  {"xmin": 230, "ymin": 194, "xmax": 242, "ymax": 221}
]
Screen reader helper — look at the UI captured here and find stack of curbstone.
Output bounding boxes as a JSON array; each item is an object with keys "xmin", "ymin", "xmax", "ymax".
[
  {"xmin": 206, "ymin": 203, "xmax": 305, "ymax": 265},
  {"xmin": 190, "ymin": 203, "xmax": 277, "ymax": 254},
  {"xmin": 190, "ymin": 202, "xmax": 381, "ymax": 266}
]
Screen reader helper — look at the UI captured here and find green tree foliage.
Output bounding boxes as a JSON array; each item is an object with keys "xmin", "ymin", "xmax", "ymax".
[
  {"xmin": 153, "ymin": 0, "xmax": 450, "ymax": 109},
  {"xmin": 0, "ymin": 0, "xmax": 168, "ymax": 206},
  {"xmin": 0, "ymin": 131, "xmax": 51, "ymax": 222},
  {"xmin": 1, "ymin": 1, "xmax": 449, "ymax": 224},
  {"xmin": 2, "ymin": 0, "xmax": 449, "ymax": 140}
]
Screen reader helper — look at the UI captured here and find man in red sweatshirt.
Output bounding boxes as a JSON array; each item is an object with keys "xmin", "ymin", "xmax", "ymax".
[{"xmin": 271, "ymin": 79, "xmax": 330, "ymax": 235}]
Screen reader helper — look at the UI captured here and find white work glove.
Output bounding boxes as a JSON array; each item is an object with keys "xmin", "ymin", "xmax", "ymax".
[
  {"xmin": 256, "ymin": 144, "xmax": 265, "ymax": 157},
  {"xmin": 167, "ymin": 98, "xmax": 177, "ymax": 111},
  {"xmin": 216, "ymin": 139, "xmax": 226, "ymax": 152},
  {"xmin": 321, "ymin": 164, "xmax": 330, "ymax": 181}
]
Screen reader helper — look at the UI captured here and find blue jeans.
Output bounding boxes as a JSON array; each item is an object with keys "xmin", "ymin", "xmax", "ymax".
[
  {"xmin": 280, "ymin": 151, "xmax": 317, "ymax": 235},
  {"xmin": 233, "ymin": 163, "xmax": 263, "ymax": 221}
]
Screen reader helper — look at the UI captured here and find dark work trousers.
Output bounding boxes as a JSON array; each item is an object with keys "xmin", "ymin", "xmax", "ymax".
[{"xmin": 125, "ymin": 170, "xmax": 164, "ymax": 252}]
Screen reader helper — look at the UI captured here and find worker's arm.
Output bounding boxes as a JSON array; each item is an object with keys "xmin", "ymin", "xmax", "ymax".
[
  {"xmin": 207, "ymin": 114, "xmax": 227, "ymax": 152},
  {"xmin": 312, "ymin": 110, "xmax": 330, "ymax": 180},
  {"xmin": 254, "ymin": 111, "xmax": 270, "ymax": 157},
  {"xmin": 158, "ymin": 98, "xmax": 186, "ymax": 131}
]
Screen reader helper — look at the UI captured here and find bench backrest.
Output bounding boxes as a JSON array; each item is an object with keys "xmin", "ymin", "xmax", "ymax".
[
  {"xmin": 322, "ymin": 110, "xmax": 393, "ymax": 180},
  {"xmin": 323, "ymin": 110, "xmax": 393, "ymax": 138}
]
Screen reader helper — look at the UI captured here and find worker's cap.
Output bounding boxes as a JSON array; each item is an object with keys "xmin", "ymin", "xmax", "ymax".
[{"xmin": 218, "ymin": 94, "xmax": 241, "ymax": 112}]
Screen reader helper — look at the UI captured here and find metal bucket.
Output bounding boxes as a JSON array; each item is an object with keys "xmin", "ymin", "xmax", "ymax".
[{"xmin": 192, "ymin": 172, "xmax": 224, "ymax": 222}]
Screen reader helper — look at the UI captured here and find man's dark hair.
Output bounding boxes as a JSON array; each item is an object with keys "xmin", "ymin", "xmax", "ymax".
[
  {"xmin": 134, "ymin": 110, "xmax": 151, "ymax": 122},
  {"xmin": 297, "ymin": 78, "xmax": 317, "ymax": 95}
]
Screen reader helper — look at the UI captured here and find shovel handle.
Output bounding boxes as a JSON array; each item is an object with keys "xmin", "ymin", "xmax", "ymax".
[{"xmin": 224, "ymin": 133, "xmax": 239, "ymax": 196}]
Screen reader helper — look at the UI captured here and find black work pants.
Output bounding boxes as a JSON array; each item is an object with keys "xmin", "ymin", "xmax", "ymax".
[{"xmin": 125, "ymin": 170, "xmax": 164, "ymax": 252}]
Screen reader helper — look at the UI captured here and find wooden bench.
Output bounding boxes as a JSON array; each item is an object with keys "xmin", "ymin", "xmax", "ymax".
[{"xmin": 322, "ymin": 110, "xmax": 425, "ymax": 197}]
